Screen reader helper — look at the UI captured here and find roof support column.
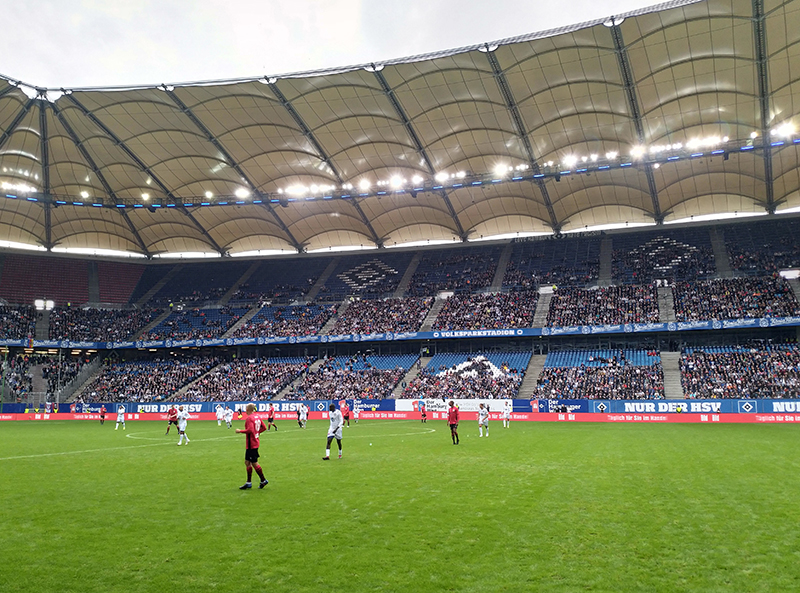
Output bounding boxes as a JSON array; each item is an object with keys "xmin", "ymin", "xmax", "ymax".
[
  {"xmin": 610, "ymin": 22, "xmax": 663, "ymax": 223},
  {"xmin": 752, "ymin": 0, "xmax": 774, "ymax": 213}
]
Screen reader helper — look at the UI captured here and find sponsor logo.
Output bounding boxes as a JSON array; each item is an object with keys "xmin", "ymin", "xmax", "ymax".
[
  {"xmin": 667, "ymin": 322, "xmax": 677, "ymax": 331},
  {"xmin": 772, "ymin": 402, "xmax": 800, "ymax": 413},
  {"xmin": 722, "ymin": 319, "xmax": 758, "ymax": 329},
  {"xmin": 711, "ymin": 320, "xmax": 722, "ymax": 329},
  {"xmin": 165, "ymin": 340, "xmax": 172, "ymax": 348},
  {"xmin": 289, "ymin": 336, "xmax": 297, "ymax": 344},
  {"xmin": 624, "ymin": 324, "xmax": 633, "ymax": 333},
  {"xmin": 581, "ymin": 326, "xmax": 590, "ymax": 334},
  {"xmin": 321, "ymin": 335, "xmax": 328, "ymax": 343},
  {"xmin": 541, "ymin": 328, "xmax": 550, "ymax": 336}
]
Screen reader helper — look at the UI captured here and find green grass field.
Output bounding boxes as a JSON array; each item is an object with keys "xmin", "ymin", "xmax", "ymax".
[{"xmin": 2, "ymin": 418, "xmax": 800, "ymax": 592}]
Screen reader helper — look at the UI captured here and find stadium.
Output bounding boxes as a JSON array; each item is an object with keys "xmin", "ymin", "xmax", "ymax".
[{"xmin": 3, "ymin": 0, "xmax": 800, "ymax": 590}]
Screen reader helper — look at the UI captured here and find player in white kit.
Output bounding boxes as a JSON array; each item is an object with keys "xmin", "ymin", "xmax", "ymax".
[
  {"xmin": 215, "ymin": 404, "xmax": 224, "ymax": 426},
  {"xmin": 298, "ymin": 403, "xmax": 308, "ymax": 428},
  {"xmin": 323, "ymin": 403, "xmax": 343, "ymax": 460},
  {"xmin": 177, "ymin": 406, "xmax": 191, "ymax": 445},
  {"xmin": 502, "ymin": 400, "xmax": 512, "ymax": 428},
  {"xmin": 115, "ymin": 405, "xmax": 126, "ymax": 430},
  {"xmin": 223, "ymin": 405, "xmax": 234, "ymax": 428},
  {"xmin": 352, "ymin": 406, "xmax": 359, "ymax": 424},
  {"xmin": 478, "ymin": 403, "xmax": 489, "ymax": 437}
]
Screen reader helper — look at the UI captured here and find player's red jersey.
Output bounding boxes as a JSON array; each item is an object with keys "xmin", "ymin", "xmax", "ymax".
[
  {"xmin": 243, "ymin": 414, "xmax": 267, "ymax": 449},
  {"xmin": 448, "ymin": 406, "xmax": 459, "ymax": 424},
  {"xmin": 100, "ymin": 406, "xmax": 106, "ymax": 415},
  {"xmin": 167, "ymin": 408, "xmax": 178, "ymax": 421},
  {"xmin": 268, "ymin": 406, "xmax": 275, "ymax": 420},
  {"xmin": 341, "ymin": 403, "xmax": 350, "ymax": 417}
]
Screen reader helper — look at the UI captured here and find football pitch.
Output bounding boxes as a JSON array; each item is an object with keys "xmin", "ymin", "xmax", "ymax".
[{"xmin": 2, "ymin": 419, "xmax": 800, "ymax": 592}]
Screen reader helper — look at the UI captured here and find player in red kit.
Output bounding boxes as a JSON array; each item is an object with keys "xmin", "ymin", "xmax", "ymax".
[
  {"xmin": 447, "ymin": 400, "xmax": 459, "ymax": 445},
  {"xmin": 165, "ymin": 405, "xmax": 179, "ymax": 435},
  {"xmin": 236, "ymin": 403, "xmax": 268, "ymax": 490},
  {"xmin": 341, "ymin": 401, "xmax": 350, "ymax": 427},
  {"xmin": 267, "ymin": 404, "xmax": 278, "ymax": 431},
  {"xmin": 99, "ymin": 405, "xmax": 106, "ymax": 425}
]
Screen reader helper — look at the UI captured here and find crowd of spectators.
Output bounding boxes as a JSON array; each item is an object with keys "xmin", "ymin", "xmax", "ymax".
[
  {"xmin": 536, "ymin": 357, "xmax": 664, "ymax": 400},
  {"xmin": 400, "ymin": 357, "xmax": 526, "ymax": 400},
  {"xmin": 233, "ymin": 304, "xmax": 336, "ymax": 338},
  {"xmin": 0, "ymin": 305, "xmax": 35, "ymax": 339},
  {"xmin": 726, "ymin": 222, "xmax": 800, "ymax": 274},
  {"xmin": 285, "ymin": 358, "xmax": 405, "ymax": 400},
  {"xmin": 614, "ymin": 236, "xmax": 716, "ymax": 283},
  {"xmin": 433, "ymin": 291, "xmax": 538, "ymax": 330},
  {"xmin": 230, "ymin": 282, "xmax": 309, "ymax": 304},
  {"xmin": 546, "ymin": 285, "xmax": 659, "ymax": 327},
  {"xmin": 5, "ymin": 353, "xmax": 33, "ymax": 402},
  {"xmin": 49, "ymin": 307, "xmax": 163, "ymax": 341},
  {"xmin": 672, "ymin": 276, "xmax": 800, "ymax": 321},
  {"xmin": 146, "ymin": 307, "xmax": 244, "ymax": 341},
  {"xmin": 332, "ymin": 298, "xmax": 432, "ymax": 335},
  {"xmin": 181, "ymin": 357, "xmax": 314, "ymax": 401},
  {"xmin": 407, "ymin": 252, "xmax": 497, "ymax": 296},
  {"xmin": 42, "ymin": 356, "xmax": 91, "ymax": 397},
  {"xmin": 504, "ymin": 263, "xmax": 599, "ymax": 289},
  {"xmin": 81, "ymin": 355, "xmax": 221, "ymax": 402},
  {"xmin": 681, "ymin": 345, "xmax": 800, "ymax": 399}
]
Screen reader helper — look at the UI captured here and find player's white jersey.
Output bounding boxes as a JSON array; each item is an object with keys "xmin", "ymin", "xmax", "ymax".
[
  {"xmin": 177, "ymin": 409, "xmax": 190, "ymax": 431},
  {"xmin": 502, "ymin": 402, "xmax": 512, "ymax": 419},
  {"xmin": 299, "ymin": 405, "xmax": 308, "ymax": 421},
  {"xmin": 328, "ymin": 409, "xmax": 343, "ymax": 438},
  {"xmin": 117, "ymin": 408, "xmax": 126, "ymax": 422},
  {"xmin": 224, "ymin": 408, "xmax": 234, "ymax": 423},
  {"xmin": 215, "ymin": 405, "xmax": 224, "ymax": 419},
  {"xmin": 478, "ymin": 407, "xmax": 489, "ymax": 425}
]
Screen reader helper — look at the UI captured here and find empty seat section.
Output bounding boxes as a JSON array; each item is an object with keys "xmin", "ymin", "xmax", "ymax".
[
  {"xmin": 97, "ymin": 261, "xmax": 145, "ymax": 304},
  {"xmin": 0, "ymin": 254, "xmax": 89, "ymax": 306}
]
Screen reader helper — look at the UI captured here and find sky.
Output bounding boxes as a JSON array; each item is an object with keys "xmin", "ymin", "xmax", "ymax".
[{"xmin": 1, "ymin": 0, "xmax": 662, "ymax": 89}]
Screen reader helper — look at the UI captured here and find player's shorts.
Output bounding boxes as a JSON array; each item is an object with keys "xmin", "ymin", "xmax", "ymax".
[
  {"xmin": 343, "ymin": 414, "xmax": 350, "ymax": 420},
  {"xmin": 168, "ymin": 419, "xmax": 178, "ymax": 426},
  {"xmin": 268, "ymin": 417, "xmax": 275, "ymax": 423},
  {"xmin": 245, "ymin": 448, "xmax": 260, "ymax": 462},
  {"xmin": 479, "ymin": 419, "xmax": 489, "ymax": 426},
  {"xmin": 449, "ymin": 423, "xmax": 458, "ymax": 430},
  {"xmin": 327, "ymin": 428, "xmax": 343, "ymax": 440},
  {"xmin": 100, "ymin": 414, "xmax": 105, "ymax": 418}
]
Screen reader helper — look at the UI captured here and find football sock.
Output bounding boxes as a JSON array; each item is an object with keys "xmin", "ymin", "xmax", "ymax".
[
  {"xmin": 254, "ymin": 464, "xmax": 265, "ymax": 480},
  {"xmin": 247, "ymin": 467, "xmax": 253, "ymax": 481},
  {"xmin": 479, "ymin": 427, "xmax": 483, "ymax": 437},
  {"xmin": 325, "ymin": 448, "xmax": 330, "ymax": 457}
]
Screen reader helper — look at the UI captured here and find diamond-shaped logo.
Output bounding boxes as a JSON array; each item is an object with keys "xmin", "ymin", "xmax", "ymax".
[
  {"xmin": 337, "ymin": 259, "xmax": 398, "ymax": 292},
  {"xmin": 741, "ymin": 401, "xmax": 754, "ymax": 413}
]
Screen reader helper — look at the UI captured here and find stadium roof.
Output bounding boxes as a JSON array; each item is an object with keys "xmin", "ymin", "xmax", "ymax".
[{"xmin": 0, "ymin": 0, "xmax": 798, "ymax": 258}]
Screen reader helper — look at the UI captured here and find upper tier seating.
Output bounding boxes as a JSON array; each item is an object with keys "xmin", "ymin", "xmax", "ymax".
[
  {"xmin": 504, "ymin": 236, "xmax": 600, "ymax": 288},
  {"xmin": 317, "ymin": 252, "xmax": 414, "ymax": 301},
  {"xmin": 406, "ymin": 245, "xmax": 502, "ymax": 296},
  {"xmin": 232, "ymin": 304, "xmax": 336, "ymax": 337},
  {"xmin": 432, "ymin": 291, "xmax": 538, "ymax": 330},
  {"xmin": 230, "ymin": 257, "xmax": 331, "ymax": 304},
  {"xmin": 672, "ymin": 276, "xmax": 800, "ymax": 321},
  {"xmin": 97, "ymin": 262, "xmax": 145, "ymax": 304},
  {"xmin": 145, "ymin": 307, "xmax": 249, "ymax": 340},
  {"xmin": 0, "ymin": 254, "xmax": 88, "ymax": 305},
  {"xmin": 613, "ymin": 228, "xmax": 715, "ymax": 284},
  {"xmin": 332, "ymin": 297, "xmax": 432, "ymax": 334},
  {"xmin": 546, "ymin": 285, "xmax": 659, "ymax": 327},
  {"xmin": 50, "ymin": 307, "xmax": 163, "ymax": 341},
  {"xmin": 150, "ymin": 261, "xmax": 251, "ymax": 305},
  {"xmin": 0, "ymin": 304, "xmax": 36, "ymax": 339},
  {"xmin": 724, "ymin": 218, "xmax": 800, "ymax": 274}
]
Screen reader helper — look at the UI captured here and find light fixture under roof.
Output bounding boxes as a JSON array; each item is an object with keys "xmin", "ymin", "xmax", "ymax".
[
  {"xmin": 141, "ymin": 193, "xmax": 150, "ymax": 200},
  {"xmin": 234, "ymin": 188, "xmax": 250, "ymax": 199},
  {"xmin": 205, "ymin": 191, "xmax": 213, "ymax": 199},
  {"xmin": 80, "ymin": 191, "xmax": 89, "ymax": 198},
  {"xmin": 359, "ymin": 179, "xmax": 371, "ymax": 190}
]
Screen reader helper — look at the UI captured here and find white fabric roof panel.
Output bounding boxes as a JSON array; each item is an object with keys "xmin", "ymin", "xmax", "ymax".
[{"xmin": 0, "ymin": 0, "xmax": 797, "ymax": 256}]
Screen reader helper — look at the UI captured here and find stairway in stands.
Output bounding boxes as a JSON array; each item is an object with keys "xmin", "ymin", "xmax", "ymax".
[
  {"xmin": 303, "ymin": 258, "xmax": 339, "ymax": 302},
  {"xmin": 392, "ymin": 357, "xmax": 430, "ymax": 397},
  {"xmin": 222, "ymin": 303, "xmax": 264, "ymax": 338},
  {"xmin": 276, "ymin": 358, "xmax": 325, "ymax": 399},
  {"xmin": 516, "ymin": 354, "xmax": 546, "ymax": 399},
  {"xmin": 419, "ymin": 298, "xmax": 446, "ymax": 332},
  {"xmin": 532, "ymin": 292, "xmax": 552, "ymax": 327},
  {"xmin": 392, "ymin": 252, "xmax": 422, "ymax": 298},
  {"xmin": 660, "ymin": 352, "xmax": 683, "ymax": 399},
  {"xmin": 218, "ymin": 261, "xmax": 261, "ymax": 305},
  {"xmin": 35, "ymin": 310, "xmax": 50, "ymax": 340},
  {"xmin": 788, "ymin": 278, "xmax": 800, "ymax": 304},
  {"xmin": 319, "ymin": 298, "xmax": 351, "ymax": 335},
  {"xmin": 490, "ymin": 243, "xmax": 514, "ymax": 291},
  {"xmin": 709, "ymin": 227, "xmax": 733, "ymax": 278},
  {"xmin": 135, "ymin": 264, "xmax": 183, "ymax": 306},
  {"xmin": 133, "ymin": 310, "xmax": 173, "ymax": 340},
  {"xmin": 598, "ymin": 237, "xmax": 613, "ymax": 286},
  {"xmin": 657, "ymin": 286, "xmax": 676, "ymax": 322}
]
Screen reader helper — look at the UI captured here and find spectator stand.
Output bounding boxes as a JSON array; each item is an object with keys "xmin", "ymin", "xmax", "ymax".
[
  {"xmin": 400, "ymin": 352, "xmax": 532, "ymax": 400},
  {"xmin": 316, "ymin": 252, "xmax": 415, "ymax": 303},
  {"xmin": 406, "ymin": 245, "xmax": 503, "ymax": 297},
  {"xmin": 546, "ymin": 285, "xmax": 659, "ymax": 327},
  {"xmin": 49, "ymin": 307, "xmax": 164, "ymax": 342},
  {"xmin": 681, "ymin": 343, "xmax": 800, "ymax": 399},
  {"xmin": 432, "ymin": 291, "xmax": 539, "ymax": 331},
  {"xmin": 723, "ymin": 217, "xmax": 800, "ymax": 275},
  {"xmin": 145, "ymin": 307, "xmax": 250, "ymax": 340},
  {"xmin": 535, "ymin": 349, "xmax": 664, "ymax": 400},
  {"xmin": 672, "ymin": 276, "xmax": 800, "ymax": 322},
  {"xmin": 503, "ymin": 236, "xmax": 601, "ymax": 289},
  {"xmin": 286, "ymin": 354, "xmax": 418, "ymax": 401},
  {"xmin": 180, "ymin": 356, "xmax": 314, "ymax": 401},
  {"xmin": 332, "ymin": 297, "xmax": 432, "ymax": 335},
  {"xmin": 149, "ymin": 261, "xmax": 252, "ymax": 307},
  {"xmin": 612, "ymin": 227, "xmax": 716, "ymax": 284},
  {"xmin": 232, "ymin": 303, "xmax": 337, "ymax": 338},
  {"xmin": 0, "ymin": 304, "xmax": 36, "ymax": 339},
  {"xmin": 229, "ymin": 256, "xmax": 331, "ymax": 305}
]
